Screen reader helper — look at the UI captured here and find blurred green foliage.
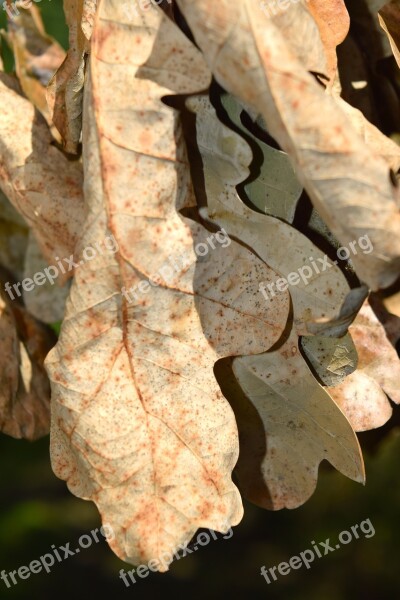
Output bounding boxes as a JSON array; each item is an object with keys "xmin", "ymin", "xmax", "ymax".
[
  {"xmin": 0, "ymin": 0, "xmax": 68, "ymax": 46},
  {"xmin": 1, "ymin": 431, "xmax": 400, "ymax": 599}
]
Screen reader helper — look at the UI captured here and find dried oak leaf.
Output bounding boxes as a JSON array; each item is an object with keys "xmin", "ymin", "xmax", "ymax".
[
  {"xmin": 219, "ymin": 92, "xmax": 302, "ymax": 223},
  {"xmin": 47, "ymin": 0, "xmax": 98, "ymax": 153},
  {"xmin": 301, "ymin": 332, "xmax": 358, "ymax": 387},
  {"xmin": 0, "ymin": 72, "xmax": 84, "ymax": 280},
  {"xmin": 176, "ymin": 0, "xmax": 400, "ymax": 290},
  {"xmin": 189, "ymin": 95, "xmax": 359, "ymax": 337},
  {"xmin": 328, "ymin": 299, "xmax": 400, "ymax": 431},
  {"xmin": 262, "ymin": 0, "xmax": 328, "ymax": 77},
  {"xmin": 4, "ymin": 4, "xmax": 66, "ymax": 131},
  {"xmin": 189, "ymin": 93, "xmax": 364, "ymax": 508},
  {"xmin": 0, "ymin": 287, "xmax": 56, "ymax": 440},
  {"xmin": 333, "ymin": 95, "xmax": 400, "ymax": 172},
  {"xmin": 45, "ymin": 3, "xmax": 289, "ymax": 569},
  {"xmin": 307, "ymin": 0, "xmax": 350, "ymax": 82},
  {"xmin": 231, "ymin": 328, "xmax": 364, "ymax": 510}
]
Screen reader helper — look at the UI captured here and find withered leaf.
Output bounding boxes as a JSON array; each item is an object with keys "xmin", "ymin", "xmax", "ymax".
[
  {"xmin": 0, "ymin": 72, "xmax": 84, "ymax": 279},
  {"xmin": 176, "ymin": 0, "xmax": 400, "ymax": 290},
  {"xmin": 333, "ymin": 95, "xmax": 400, "ymax": 172},
  {"xmin": 328, "ymin": 299, "xmax": 400, "ymax": 431},
  {"xmin": 4, "ymin": 4, "xmax": 66, "ymax": 130},
  {"xmin": 45, "ymin": 2, "xmax": 290, "ymax": 570},
  {"xmin": 189, "ymin": 91, "xmax": 364, "ymax": 508},
  {"xmin": 0, "ymin": 287, "xmax": 55, "ymax": 441},
  {"xmin": 232, "ymin": 328, "xmax": 364, "ymax": 510},
  {"xmin": 47, "ymin": 0, "xmax": 98, "ymax": 153},
  {"xmin": 220, "ymin": 93, "xmax": 302, "ymax": 223},
  {"xmin": 307, "ymin": 0, "xmax": 350, "ymax": 83},
  {"xmin": 262, "ymin": 0, "xmax": 328, "ymax": 77},
  {"xmin": 188, "ymin": 95, "xmax": 354, "ymax": 336},
  {"xmin": 301, "ymin": 332, "xmax": 358, "ymax": 386}
]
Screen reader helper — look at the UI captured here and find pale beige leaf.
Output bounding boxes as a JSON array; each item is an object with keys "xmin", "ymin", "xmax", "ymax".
[
  {"xmin": 82, "ymin": 0, "xmax": 98, "ymax": 40},
  {"xmin": 261, "ymin": 0, "xmax": 327, "ymax": 76},
  {"xmin": 46, "ymin": 3, "xmax": 290, "ymax": 570},
  {"xmin": 0, "ymin": 73, "xmax": 84, "ymax": 280},
  {"xmin": 231, "ymin": 328, "xmax": 364, "ymax": 510},
  {"xmin": 176, "ymin": 0, "xmax": 400, "ymax": 290},
  {"xmin": 328, "ymin": 300, "xmax": 400, "ymax": 431},
  {"xmin": 328, "ymin": 371, "xmax": 393, "ymax": 432},
  {"xmin": 333, "ymin": 95, "xmax": 400, "ymax": 172},
  {"xmin": 188, "ymin": 95, "xmax": 355, "ymax": 336}
]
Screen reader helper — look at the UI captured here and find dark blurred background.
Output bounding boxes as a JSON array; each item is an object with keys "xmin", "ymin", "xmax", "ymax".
[{"xmin": 0, "ymin": 1, "xmax": 399, "ymax": 599}]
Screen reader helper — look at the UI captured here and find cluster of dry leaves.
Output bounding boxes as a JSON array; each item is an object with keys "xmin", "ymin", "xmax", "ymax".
[{"xmin": 1, "ymin": 0, "xmax": 400, "ymax": 571}]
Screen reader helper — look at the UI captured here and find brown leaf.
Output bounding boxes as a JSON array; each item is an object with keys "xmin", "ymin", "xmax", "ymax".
[
  {"xmin": 46, "ymin": 2, "xmax": 290, "ymax": 570},
  {"xmin": 4, "ymin": 4, "xmax": 66, "ymax": 130},
  {"xmin": 307, "ymin": 0, "xmax": 350, "ymax": 82},
  {"xmin": 301, "ymin": 332, "xmax": 358, "ymax": 387},
  {"xmin": 176, "ymin": 0, "xmax": 400, "ymax": 290},
  {"xmin": 261, "ymin": 0, "xmax": 328, "ymax": 76},
  {"xmin": 47, "ymin": 0, "xmax": 98, "ymax": 153},
  {"xmin": 334, "ymin": 95, "xmax": 400, "ymax": 172},
  {"xmin": 0, "ymin": 287, "xmax": 56, "ymax": 441},
  {"xmin": 231, "ymin": 328, "xmax": 364, "ymax": 510},
  {"xmin": 189, "ymin": 94, "xmax": 355, "ymax": 336},
  {"xmin": 0, "ymin": 73, "xmax": 84, "ymax": 280},
  {"xmin": 328, "ymin": 299, "xmax": 400, "ymax": 431}
]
